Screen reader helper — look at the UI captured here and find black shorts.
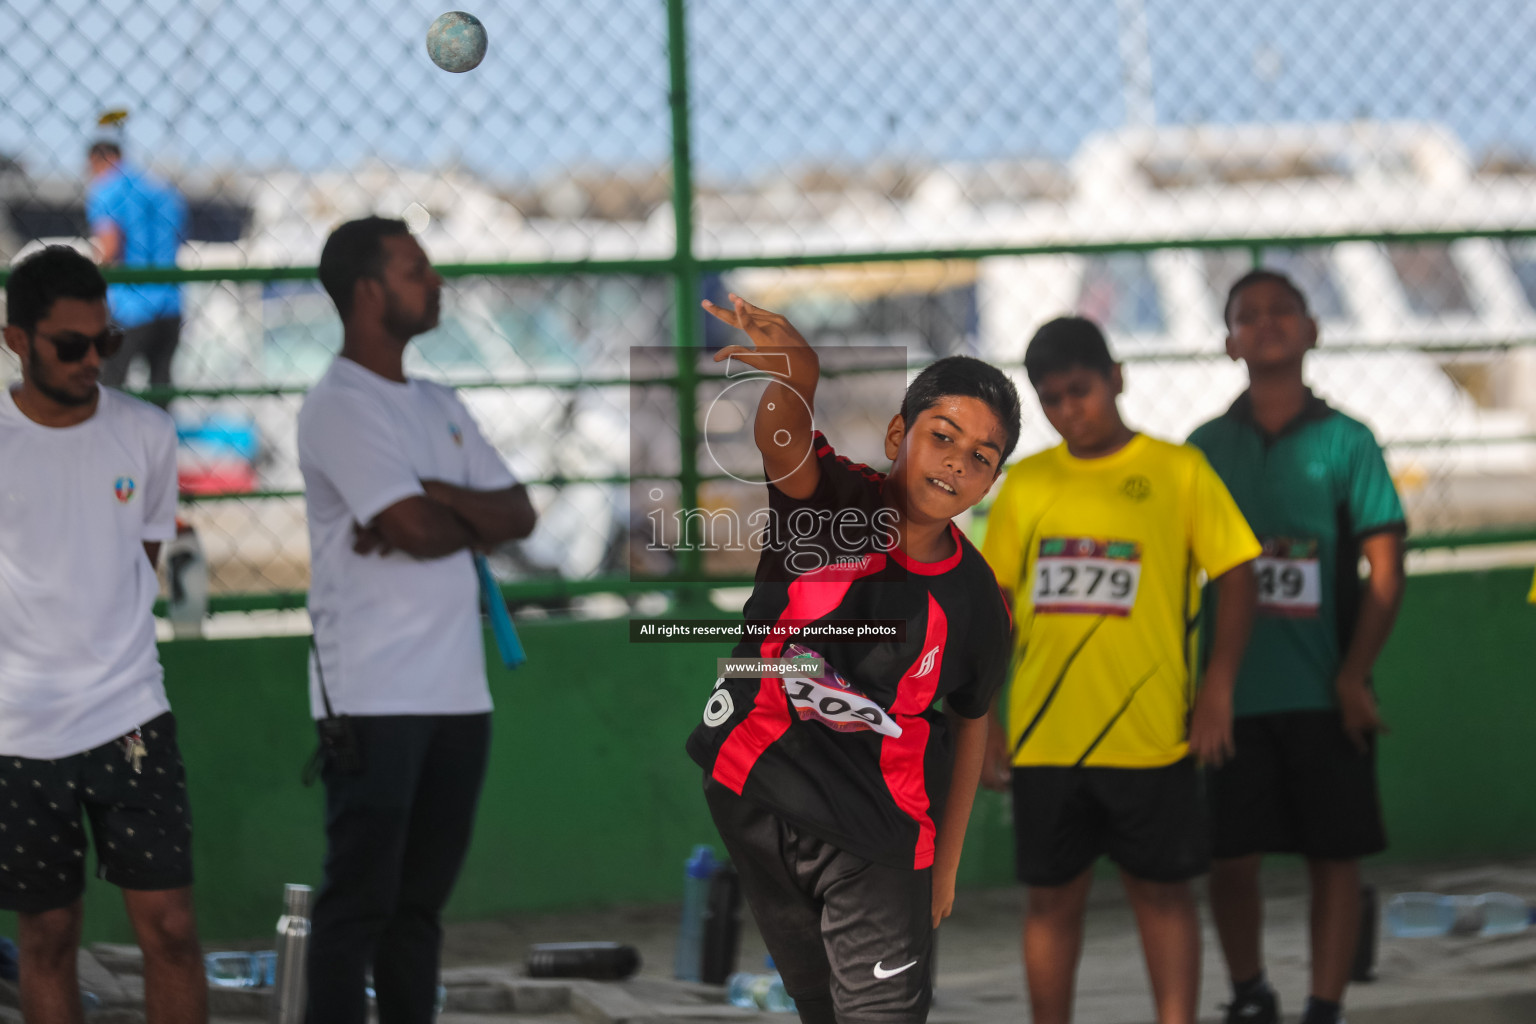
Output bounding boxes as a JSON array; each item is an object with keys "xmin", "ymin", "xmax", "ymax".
[
  {"xmin": 1210, "ymin": 711, "xmax": 1386, "ymax": 861},
  {"xmin": 1011, "ymin": 758, "xmax": 1208, "ymax": 887},
  {"xmin": 0, "ymin": 712, "xmax": 194, "ymax": 913},
  {"xmin": 705, "ymin": 777, "xmax": 931, "ymax": 1024}
]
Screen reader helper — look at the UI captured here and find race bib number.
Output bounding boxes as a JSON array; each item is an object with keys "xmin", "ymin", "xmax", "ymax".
[
  {"xmin": 1033, "ymin": 537, "xmax": 1141, "ymax": 617},
  {"xmin": 1256, "ymin": 537, "xmax": 1321, "ymax": 617},
  {"xmin": 780, "ymin": 644, "xmax": 902, "ymax": 738}
]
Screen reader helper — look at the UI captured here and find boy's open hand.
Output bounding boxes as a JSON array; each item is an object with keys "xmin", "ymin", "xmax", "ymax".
[
  {"xmin": 1187, "ymin": 680, "xmax": 1235, "ymax": 766},
  {"xmin": 702, "ymin": 293, "xmax": 819, "ymax": 393},
  {"xmin": 1336, "ymin": 670, "xmax": 1386, "ymax": 752},
  {"xmin": 932, "ymin": 872, "xmax": 956, "ymax": 929},
  {"xmin": 701, "ymin": 293, "xmax": 823, "ymax": 498},
  {"xmin": 981, "ymin": 714, "xmax": 1012, "ymax": 792}
]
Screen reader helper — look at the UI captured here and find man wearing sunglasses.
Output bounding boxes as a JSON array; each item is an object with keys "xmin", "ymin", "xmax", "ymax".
[{"xmin": 0, "ymin": 246, "xmax": 207, "ymax": 1022}]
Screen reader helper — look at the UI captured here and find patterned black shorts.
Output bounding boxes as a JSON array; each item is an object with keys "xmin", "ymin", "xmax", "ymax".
[{"xmin": 0, "ymin": 711, "xmax": 193, "ymax": 913}]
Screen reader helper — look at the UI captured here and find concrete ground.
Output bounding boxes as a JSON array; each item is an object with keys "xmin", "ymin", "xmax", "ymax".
[
  {"xmin": 8, "ymin": 859, "xmax": 1534, "ymax": 1023},
  {"xmin": 427, "ymin": 858, "xmax": 1536, "ymax": 1023}
]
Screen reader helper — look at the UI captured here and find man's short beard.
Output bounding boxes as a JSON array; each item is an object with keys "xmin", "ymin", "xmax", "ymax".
[
  {"xmin": 383, "ymin": 291, "xmax": 434, "ymax": 341},
  {"xmin": 28, "ymin": 345, "xmax": 96, "ymax": 407}
]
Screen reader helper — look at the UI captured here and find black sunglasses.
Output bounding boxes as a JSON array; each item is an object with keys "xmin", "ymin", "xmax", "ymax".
[{"xmin": 33, "ymin": 326, "xmax": 125, "ymax": 363}]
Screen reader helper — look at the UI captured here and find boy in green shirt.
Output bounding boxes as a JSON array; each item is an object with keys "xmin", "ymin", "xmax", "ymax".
[{"xmin": 1189, "ymin": 270, "xmax": 1407, "ymax": 1024}]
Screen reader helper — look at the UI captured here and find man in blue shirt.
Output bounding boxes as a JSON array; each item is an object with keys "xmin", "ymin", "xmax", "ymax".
[{"xmin": 86, "ymin": 141, "xmax": 186, "ymax": 398}]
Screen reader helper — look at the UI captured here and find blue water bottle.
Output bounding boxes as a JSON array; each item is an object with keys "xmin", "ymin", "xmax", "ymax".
[{"xmin": 674, "ymin": 845, "xmax": 717, "ymax": 981}]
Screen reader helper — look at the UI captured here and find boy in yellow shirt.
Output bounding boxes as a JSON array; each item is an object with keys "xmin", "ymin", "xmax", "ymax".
[{"xmin": 981, "ymin": 317, "xmax": 1259, "ymax": 1024}]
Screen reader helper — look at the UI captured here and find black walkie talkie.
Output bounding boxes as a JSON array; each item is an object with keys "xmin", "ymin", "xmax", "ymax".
[{"xmin": 307, "ymin": 637, "xmax": 360, "ymax": 780}]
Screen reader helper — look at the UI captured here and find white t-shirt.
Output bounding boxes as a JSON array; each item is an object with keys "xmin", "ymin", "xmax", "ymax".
[
  {"xmin": 0, "ymin": 386, "xmax": 177, "ymax": 759},
  {"xmin": 298, "ymin": 358, "xmax": 516, "ymax": 718}
]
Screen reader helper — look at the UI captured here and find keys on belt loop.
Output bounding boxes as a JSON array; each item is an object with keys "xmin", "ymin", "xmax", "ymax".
[{"xmin": 121, "ymin": 729, "xmax": 147, "ymax": 774}]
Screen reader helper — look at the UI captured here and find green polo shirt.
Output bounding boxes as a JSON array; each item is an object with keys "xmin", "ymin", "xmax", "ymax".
[{"xmin": 1189, "ymin": 391, "xmax": 1406, "ymax": 716}]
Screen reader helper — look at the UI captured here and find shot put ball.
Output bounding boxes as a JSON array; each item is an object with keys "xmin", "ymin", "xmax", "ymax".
[{"xmin": 427, "ymin": 11, "xmax": 487, "ymax": 73}]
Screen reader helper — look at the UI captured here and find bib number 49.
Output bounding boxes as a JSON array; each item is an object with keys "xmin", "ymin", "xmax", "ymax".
[{"xmin": 1255, "ymin": 556, "xmax": 1321, "ymax": 617}]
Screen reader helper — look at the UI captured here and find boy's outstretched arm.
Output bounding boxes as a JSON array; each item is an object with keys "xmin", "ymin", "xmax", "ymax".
[
  {"xmin": 932, "ymin": 711, "xmax": 990, "ymax": 928},
  {"xmin": 702, "ymin": 294, "xmax": 822, "ymax": 500},
  {"xmin": 1335, "ymin": 530, "xmax": 1405, "ymax": 750},
  {"xmin": 1188, "ymin": 560, "xmax": 1257, "ymax": 766}
]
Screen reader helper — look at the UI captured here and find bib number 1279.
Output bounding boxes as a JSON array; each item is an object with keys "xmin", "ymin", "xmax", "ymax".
[{"xmin": 1033, "ymin": 537, "xmax": 1142, "ymax": 617}]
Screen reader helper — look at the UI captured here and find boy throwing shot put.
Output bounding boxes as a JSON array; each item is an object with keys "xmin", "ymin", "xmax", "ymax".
[
  {"xmin": 981, "ymin": 317, "xmax": 1259, "ymax": 1024},
  {"xmin": 1190, "ymin": 271, "xmax": 1405, "ymax": 1024},
  {"xmin": 687, "ymin": 295, "xmax": 1020, "ymax": 1024}
]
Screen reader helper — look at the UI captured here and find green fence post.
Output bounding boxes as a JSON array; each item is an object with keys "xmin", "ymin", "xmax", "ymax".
[{"xmin": 666, "ymin": 0, "xmax": 709, "ymax": 612}]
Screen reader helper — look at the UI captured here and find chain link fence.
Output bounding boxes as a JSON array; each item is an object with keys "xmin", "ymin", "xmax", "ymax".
[{"xmin": 3, "ymin": 0, "xmax": 1536, "ymax": 609}]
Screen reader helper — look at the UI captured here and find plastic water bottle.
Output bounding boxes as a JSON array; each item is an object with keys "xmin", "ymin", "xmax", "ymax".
[
  {"xmin": 763, "ymin": 970, "xmax": 794, "ymax": 1012},
  {"xmin": 726, "ymin": 971, "xmax": 796, "ymax": 1012},
  {"xmin": 1385, "ymin": 892, "xmax": 1536, "ymax": 938},
  {"xmin": 205, "ymin": 950, "xmax": 264, "ymax": 987},
  {"xmin": 674, "ymin": 844, "xmax": 717, "ymax": 981},
  {"xmin": 165, "ymin": 520, "xmax": 208, "ymax": 639},
  {"xmin": 270, "ymin": 884, "xmax": 311, "ymax": 1024},
  {"xmin": 1480, "ymin": 893, "xmax": 1536, "ymax": 936},
  {"xmin": 253, "ymin": 950, "xmax": 276, "ymax": 986}
]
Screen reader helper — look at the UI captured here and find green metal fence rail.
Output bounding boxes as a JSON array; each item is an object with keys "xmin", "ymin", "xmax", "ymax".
[{"xmin": 8, "ymin": 227, "xmax": 1536, "ymax": 289}]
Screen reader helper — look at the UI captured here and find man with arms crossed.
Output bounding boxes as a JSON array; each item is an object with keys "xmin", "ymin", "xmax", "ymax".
[
  {"xmin": 300, "ymin": 217, "xmax": 536, "ymax": 1024},
  {"xmin": 1191, "ymin": 270, "xmax": 1406, "ymax": 1024},
  {"xmin": 0, "ymin": 246, "xmax": 206, "ymax": 1022}
]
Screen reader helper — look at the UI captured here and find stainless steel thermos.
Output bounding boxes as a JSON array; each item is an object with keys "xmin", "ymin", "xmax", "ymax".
[{"xmin": 270, "ymin": 883, "xmax": 312, "ymax": 1024}]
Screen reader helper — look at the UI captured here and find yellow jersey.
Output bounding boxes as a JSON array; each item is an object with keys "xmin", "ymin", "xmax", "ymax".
[{"xmin": 982, "ymin": 434, "xmax": 1260, "ymax": 768}]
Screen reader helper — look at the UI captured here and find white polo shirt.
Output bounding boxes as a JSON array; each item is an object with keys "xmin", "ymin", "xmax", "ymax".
[
  {"xmin": 298, "ymin": 358, "xmax": 516, "ymax": 718},
  {"xmin": 0, "ymin": 386, "xmax": 177, "ymax": 759}
]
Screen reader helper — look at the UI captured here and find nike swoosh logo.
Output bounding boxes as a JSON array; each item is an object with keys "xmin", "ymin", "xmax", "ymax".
[{"xmin": 873, "ymin": 959, "xmax": 919, "ymax": 980}]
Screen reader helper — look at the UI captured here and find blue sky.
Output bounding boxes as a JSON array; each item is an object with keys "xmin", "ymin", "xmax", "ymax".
[{"xmin": 1, "ymin": 0, "xmax": 1532, "ymax": 185}]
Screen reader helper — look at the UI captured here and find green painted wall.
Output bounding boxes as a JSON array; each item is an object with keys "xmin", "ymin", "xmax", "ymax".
[
  {"xmin": 2, "ymin": 566, "xmax": 1533, "ymax": 944},
  {"xmin": 1371, "ymin": 566, "xmax": 1536, "ymax": 859}
]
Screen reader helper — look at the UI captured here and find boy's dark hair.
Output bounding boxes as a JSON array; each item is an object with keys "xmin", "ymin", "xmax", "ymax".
[
  {"xmin": 900, "ymin": 355, "xmax": 1022, "ymax": 465},
  {"xmin": 1024, "ymin": 316, "xmax": 1115, "ymax": 386},
  {"xmin": 1223, "ymin": 268, "xmax": 1309, "ymax": 328},
  {"xmin": 4, "ymin": 245, "xmax": 108, "ymax": 332},
  {"xmin": 88, "ymin": 140, "xmax": 122, "ymax": 162},
  {"xmin": 318, "ymin": 216, "xmax": 411, "ymax": 321}
]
